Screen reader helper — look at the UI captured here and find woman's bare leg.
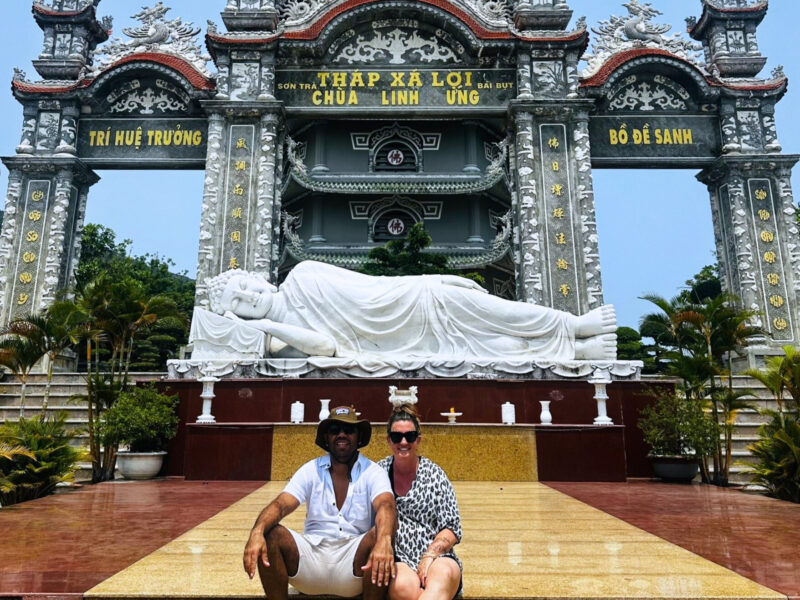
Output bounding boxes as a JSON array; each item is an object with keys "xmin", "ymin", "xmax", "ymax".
[{"xmin": 419, "ymin": 557, "xmax": 460, "ymax": 600}]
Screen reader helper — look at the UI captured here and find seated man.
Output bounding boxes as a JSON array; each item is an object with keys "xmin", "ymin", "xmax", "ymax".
[
  {"xmin": 207, "ymin": 260, "xmax": 617, "ymax": 362},
  {"xmin": 242, "ymin": 406, "xmax": 396, "ymax": 600}
]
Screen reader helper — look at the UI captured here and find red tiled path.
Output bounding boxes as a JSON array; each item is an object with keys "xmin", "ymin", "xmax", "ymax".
[
  {"xmin": 547, "ymin": 481, "xmax": 800, "ymax": 600},
  {"xmin": 0, "ymin": 479, "xmax": 262, "ymax": 600}
]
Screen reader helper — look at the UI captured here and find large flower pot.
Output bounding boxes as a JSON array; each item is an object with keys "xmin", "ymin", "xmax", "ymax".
[
  {"xmin": 650, "ymin": 455, "xmax": 699, "ymax": 483},
  {"xmin": 117, "ymin": 451, "xmax": 167, "ymax": 480}
]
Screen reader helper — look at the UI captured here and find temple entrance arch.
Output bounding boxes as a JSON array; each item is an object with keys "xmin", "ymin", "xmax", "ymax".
[
  {"xmin": 0, "ymin": 2, "xmax": 217, "ymax": 323},
  {"xmin": 580, "ymin": 45, "xmax": 797, "ymax": 348},
  {"xmin": 1, "ymin": 0, "xmax": 798, "ymax": 360}
]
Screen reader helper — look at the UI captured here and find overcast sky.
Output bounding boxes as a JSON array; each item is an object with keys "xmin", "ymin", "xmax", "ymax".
[{"xmin": 0, "ymin": 0, "xmax": 797, "ymax": 329}]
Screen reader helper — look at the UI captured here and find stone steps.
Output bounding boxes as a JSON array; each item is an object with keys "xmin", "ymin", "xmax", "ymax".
[{"xmin": 0, "ymin": 372, "xmax": 164, "ymax": 481}]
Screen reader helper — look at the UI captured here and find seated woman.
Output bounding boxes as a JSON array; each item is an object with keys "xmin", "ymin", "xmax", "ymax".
[{"xmin": 378, "ymin": 405, "xmax": 462, "ymax": 600}]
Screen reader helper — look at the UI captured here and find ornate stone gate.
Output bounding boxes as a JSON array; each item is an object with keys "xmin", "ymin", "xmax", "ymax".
[{"xmin": 2, "ymin": 0, "xmax": 798, "ymax": 356}]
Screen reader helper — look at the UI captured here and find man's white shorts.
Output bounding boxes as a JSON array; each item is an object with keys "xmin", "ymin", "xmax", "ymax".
[{"xmin": 288, "ymin": 530, "xmax": 366, "ymax": 597}]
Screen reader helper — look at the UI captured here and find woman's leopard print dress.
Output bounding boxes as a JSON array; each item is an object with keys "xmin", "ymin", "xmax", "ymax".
[{"xmin": 377, "ymin": 455, "xmax": 463, "ymax": 573}]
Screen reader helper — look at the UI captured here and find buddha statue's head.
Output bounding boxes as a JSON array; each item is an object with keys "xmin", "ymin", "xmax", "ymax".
[{"xmin": 206, "ymin": 269, "xmax": 277, "ymax": 318}]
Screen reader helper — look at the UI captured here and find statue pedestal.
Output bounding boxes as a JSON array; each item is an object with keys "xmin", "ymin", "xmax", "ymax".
[{"xmin": 162, "ymin": 374, "xmax": 663, "ymax": 482}]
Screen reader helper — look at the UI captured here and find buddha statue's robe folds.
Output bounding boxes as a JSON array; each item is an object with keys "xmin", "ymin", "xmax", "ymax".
[{"xmin": 262, "ymin": 261, "xmax": 575, "ymax": 361}]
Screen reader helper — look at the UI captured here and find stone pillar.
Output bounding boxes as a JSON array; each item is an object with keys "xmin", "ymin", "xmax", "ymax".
[
  {"xmin": 253, "ymin": 111, "xmax": 282, "ymax": 279},
  {"xmin": 467, "ymin": 196, "xmax": 483, "ymax": 243},
  {"xmin": 698, "ymin": 156, "xmax": 800, "ymax": 350},
  {"xmin": 194, "ymin": 103, "xmax": 284, "ymax": 307},
  {"xmin": 0, "ymin": 156, "xmax": 98, "ymax": 323},
  {"xmin": 511, "ymin": 109, "xmax": 544, "ymax": 305},
  {"xmin": 463, "ymin": 122, "xmax": 480, "ymax": 173},
  {"xmin": 572, "ymin": 110, "xmax": 604, "ymax": 310},
  {"xmin": 311, "ymin": 122, "xmax": 328, "ymax": 174},
  {"xmin": 195, "ymin": 111, "xmax": 226, "ymax": 301},
  {"xmin": 511, "ymin": 103, "xmax": 604, "ymax": 314}
]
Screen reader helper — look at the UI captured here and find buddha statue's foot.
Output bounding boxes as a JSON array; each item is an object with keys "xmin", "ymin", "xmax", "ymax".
[
  {"xmin": 574, "ymin": 305, "xmax": 617, "ymax": 338},
  {"xmin": 574, "ymin": 333, "xmax": 617, "ymax": 360}
]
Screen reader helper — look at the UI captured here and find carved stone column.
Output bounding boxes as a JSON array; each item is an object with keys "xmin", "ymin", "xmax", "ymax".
[
  {"xmin": 195, "ymin": 110, "xmax": 226, "ymax": 304},
  {"xmin": 511, "ymin": 109, "xmax": 544, "ymax": 305},
  {"xmin": 0, "ymin": 156, "xmax": 98, "ymax": 323},
  {"xmin": 194, "ymin": 103, "xmax": 284, "ymax": 307},
  {"xmin": 572, "ymin": 110, "xmax": 604, "ymax": 310},
  {"xmin": 698, "ymin": 156, "xmax": 800, "ymax": 351},
  {"xmin": 252, "ymin": 110, "xmax": 283, "ymax": 278},
  {"xmin": 511, "ymin": 102, "xmax": 604, "ymax": 314}
]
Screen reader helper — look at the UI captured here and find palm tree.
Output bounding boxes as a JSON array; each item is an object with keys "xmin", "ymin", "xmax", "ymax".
[
  {"xmin": 0, "ymin": 334, "xmax": 46, "ymax": 418},
  {"xmin": 745, "ymin": 346, "xmax": 800, "ymax": 502},
  {"xmin": 672, "ymin": 294, "xmax": 761, "ymax": 485},
  {"xmin": 641, "ymin": 292, "xmax": 761, "ymax": 485},
  {"xmin": 72, "ymin": 274, "xmax": 183, "ymax": 482},
  {"xmin": 0, "ymin": 305, "xmax": 87, "ymax": 416},
  {"xmin": 776, "ymin": 345, "xmax": 800, "ymax": 403},
  {"xmin": 746, "ymin": 354, "xmax": 789, "ymax": 425}
]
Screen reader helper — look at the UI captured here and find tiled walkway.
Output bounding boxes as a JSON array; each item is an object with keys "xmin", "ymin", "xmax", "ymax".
[
  {"xmin": 547, "ymin": 481, "xmax": 800, "ymax": 600},
  {"xmin": 0, "ymin": 479, "xmax": 262, "ymax": 599},
  {"xmin": 1, "ymin": 479, "xmax": 798, "ymax": 600}
]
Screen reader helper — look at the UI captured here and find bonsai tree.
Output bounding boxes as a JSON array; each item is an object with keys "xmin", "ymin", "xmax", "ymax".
[
  {"xmin": 361, "ymin": 222, "xmax": 485, "ymax": 285},
  {"xmin": 99, "ymin": 385, "xmax": 179, "ymax": 453}
]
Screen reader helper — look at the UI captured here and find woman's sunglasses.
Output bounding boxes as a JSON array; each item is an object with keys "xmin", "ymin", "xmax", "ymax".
[
  {"xmin": 389, "ymin": 431, "xmax": 419, "ymax": 444},
  {"xmin": 328, "ymin": 423, "xmax": 357, "ymax": 436}
]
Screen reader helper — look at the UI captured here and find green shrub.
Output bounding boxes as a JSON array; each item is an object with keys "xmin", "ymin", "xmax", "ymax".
[
  {"xmin": 638, "ymin": 391, "xmax": 718, "ymax": 457},
  {"xmin": 0, "ymin": 413, "xmax": 86, "ymax": 507},
  {"xmin": 99, "ymin": 385, "xmax": 179, "ymax": 452},
  {"xmin": 748, "ymin": 412, "xmax": 800, "ymax": 503}
]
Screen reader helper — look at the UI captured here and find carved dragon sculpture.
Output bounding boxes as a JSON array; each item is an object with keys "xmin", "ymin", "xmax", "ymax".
[
  {"xmin": 620, "ymin": 0, "xmax": 670, "ymax": 43},
  {"xmin": 583, "ymin": 0, "xmax": 703, "ymax": 78},
  {"xmin": 122, "ymin": 2, "xmax": 200, "ymax": 47}
]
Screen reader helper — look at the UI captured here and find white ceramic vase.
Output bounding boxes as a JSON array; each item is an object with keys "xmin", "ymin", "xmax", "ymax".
[
  {"xmin": 319, "ymin": 399, "xmax": 331, "ymax": 421},
  {"xmin": 539, "ymin": 400, "xmax": 553, "ymax": 425}
]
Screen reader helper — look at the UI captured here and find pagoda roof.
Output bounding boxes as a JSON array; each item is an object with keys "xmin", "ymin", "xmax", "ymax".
[
  {"xmin": 689, "ymin": 1, "xmax": 768, "ymax": 39},
  {"xmin": 580, "ymin": 47, "xmax": 785, "ymax": 97},
  {"xmin": 12, "ymin": 52, "xmax": 215, "ymax": 97},
  {"xmin": 32, "ymin": 2, "xmax": 94, "ymax": 19}
]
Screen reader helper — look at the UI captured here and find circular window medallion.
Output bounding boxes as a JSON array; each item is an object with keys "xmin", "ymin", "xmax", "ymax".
[
  {"xmin": 387, "ymin": 218, "xmax": 406, "ymax": 236},
  {"xmin": 387, "ymin": 149, "xmax": 405, "ymax": 166}
]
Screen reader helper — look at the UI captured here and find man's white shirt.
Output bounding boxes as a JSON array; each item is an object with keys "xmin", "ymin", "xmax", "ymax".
[{"xmin": 283, "ymin": 453, "xmax": 392, "ymax": 545}]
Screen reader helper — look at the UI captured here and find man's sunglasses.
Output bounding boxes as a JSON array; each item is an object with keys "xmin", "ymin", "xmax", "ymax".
[
  {"xmin": 328, "ymin": 423, "xmax": 357, "ymax": 436},
  {"xmin": 389, "ymin": 431, "xmax": 419, "ymax": 444}
]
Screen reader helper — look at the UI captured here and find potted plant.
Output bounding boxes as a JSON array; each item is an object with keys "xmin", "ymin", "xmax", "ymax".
[
  {"xmin": 638, "ymin": 391, "xmax": 717, "ymax": 482},
  {"xmin": 100, "ymin": 385, "xmax": 179, "ymax": 480}
]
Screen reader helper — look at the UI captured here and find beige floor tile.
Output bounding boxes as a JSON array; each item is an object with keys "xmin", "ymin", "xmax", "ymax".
[{"xmin": 86, "ymin": 482, "xmax": 782, "ymax": 600}]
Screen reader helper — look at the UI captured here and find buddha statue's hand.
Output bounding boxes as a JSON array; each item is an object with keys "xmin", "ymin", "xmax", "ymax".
[
  {"xmin": 441, "ymin": 275, "xmax": 488, "ymax": 293},
  {"xmin": 224, "ymin": 310, "xmax": 242, "ymax": 321}
]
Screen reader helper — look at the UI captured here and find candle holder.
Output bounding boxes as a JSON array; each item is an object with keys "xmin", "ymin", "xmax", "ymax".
[{"xmin": 440, "ymin": 411, "xmax": 463, "ymax": 424}]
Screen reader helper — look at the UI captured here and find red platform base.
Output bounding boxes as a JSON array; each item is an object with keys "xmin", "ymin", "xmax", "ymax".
[{"xmin": 161, "ymin": 378, "xmax": 664, "ymax": 482}]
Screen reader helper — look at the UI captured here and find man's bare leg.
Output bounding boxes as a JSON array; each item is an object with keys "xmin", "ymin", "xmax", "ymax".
[
  {"xmin": 574, "ymin": 305, "xmax": 617, "ymax": 338},
  {"xmin": 353, "ymin": 528, "xmax": 387, "ymax": 600},
  {"xmin": 257, "ymin": 525, "xmax": 299, "ymax": 600}
]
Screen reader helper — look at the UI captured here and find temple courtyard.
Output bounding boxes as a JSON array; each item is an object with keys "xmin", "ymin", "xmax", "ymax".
[{"xmin": 1, "ymin": 478, "xmax": 798, "ymax": 600}]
